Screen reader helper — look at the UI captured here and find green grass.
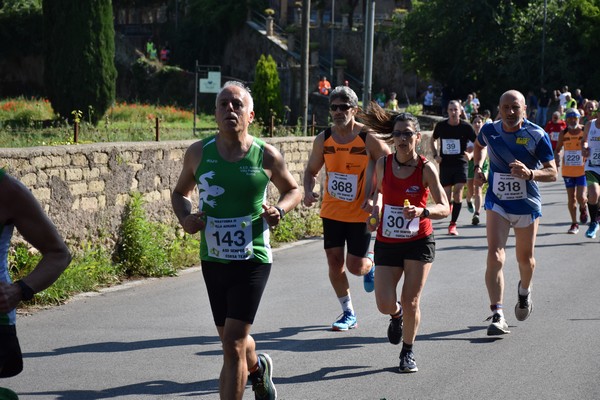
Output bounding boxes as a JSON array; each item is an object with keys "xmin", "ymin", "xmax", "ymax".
[{"xmin": 0, "ymin": 97, "xmax": 217, "ymax": 147}]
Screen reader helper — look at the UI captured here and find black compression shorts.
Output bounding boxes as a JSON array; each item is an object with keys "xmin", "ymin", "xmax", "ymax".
[
  {"xmin": 322, "ymin": 218, "xmax": 372, "ymax": 257},
  {"xmin": 201, "ymin": 260, "xmax": 271, "ymax": 326}
]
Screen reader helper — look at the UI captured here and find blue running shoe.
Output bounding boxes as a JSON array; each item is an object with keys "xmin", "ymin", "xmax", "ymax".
[
  {"xmin": 585, "ymin": 221, "xmax": 599, "ymax": 239},
  {"xmin": 363, "ymin": 251, "xmax": 375, "ymax": 293},
  {"xmin": 399, "ymin": 349, "xmax": 418, "ymax": 373},
  {"xmin": 332, "ymin": 311, "xmax": 357, "ymax": 331}
]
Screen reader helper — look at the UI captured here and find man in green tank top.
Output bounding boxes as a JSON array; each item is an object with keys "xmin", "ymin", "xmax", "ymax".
[
  {"xmin": 172, "ymin": 81, "xmax": 301, "ymax": 400},
  {"xmin": 0, "ymin": 168, "xmax": 71, "ymax": 387}
]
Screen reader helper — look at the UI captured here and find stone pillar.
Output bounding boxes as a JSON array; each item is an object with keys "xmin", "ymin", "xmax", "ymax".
[{"xmin": 266, "ymin": 16, "xmax": 274, "ymax": 36}]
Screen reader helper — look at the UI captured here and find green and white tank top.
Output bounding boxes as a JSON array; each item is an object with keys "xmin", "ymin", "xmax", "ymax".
[
  {"xmin": 195, "ymin": 136, "xmax": 272, "ymax": 264},
  {"xmin": 0, "ymin": 168, "xmax": 16, "ymax": 325}
]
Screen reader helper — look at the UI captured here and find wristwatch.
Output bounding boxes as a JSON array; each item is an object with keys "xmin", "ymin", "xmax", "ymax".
[
  {"xmin": 421, "ymin": 208, "xmax": 430, "ymax": 218},
  {"xmin": 274, "ymin": 206, "xmax": 286, "ymax": 219}
]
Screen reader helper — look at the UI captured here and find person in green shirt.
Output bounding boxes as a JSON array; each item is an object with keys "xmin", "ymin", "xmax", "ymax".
[{"xmin": 172, "ymin": 81, "xmax": 301, "ymax": 400}]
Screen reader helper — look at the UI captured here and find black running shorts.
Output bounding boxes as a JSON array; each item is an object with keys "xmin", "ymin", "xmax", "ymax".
[
  {"xmin": 201, "ymin": 260, "xmax": 271, "ymax": 326},
  {"xmin": 373, "ymin": 234, "xmax": 435, "ymax": 267},
  {"xmin": 0, "ymin": 324, "xmax": 23, "ymax": 378},
  {"xmin": 322, "ymin": 218, "xmax": 372, "ymax": 257}
]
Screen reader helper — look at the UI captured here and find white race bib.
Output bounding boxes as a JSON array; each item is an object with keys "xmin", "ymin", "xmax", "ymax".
[
  {"xmin": 493, "ymin": 173, "xmax": 527, "ymax": 200},
  {"xmin": 564, "ymin": 150, "xmax": 582, "ymax": 166},
  {"xmin": 327, "ymin": 172, "xmax": 358, "ymax": 202},
  {"xmin": 550, "ymin": 131, "xmax": 560, "ymax": 141},
  {"xmin": 590, "ymin": 148, "xmax": 600, "ymax": 166},
  {"xmin": 205, "ymin": 215, "xmax": 253, "ymax": 260},
  {"xmin": 381, "ymin": 205, "xmax": 419, "ymax": 239},
  {"xmin": 442, "ymin": 138, "xmax": 460, "ymax": 155}
]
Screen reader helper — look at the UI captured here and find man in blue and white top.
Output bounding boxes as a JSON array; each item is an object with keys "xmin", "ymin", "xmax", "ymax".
[{"xmin": 473, "ymin": 90, "xmax": 557, "ymax": 336}]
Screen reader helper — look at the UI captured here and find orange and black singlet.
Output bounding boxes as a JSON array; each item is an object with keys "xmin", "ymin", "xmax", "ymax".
[{"xmin": 320, "ymin": 128, "xmax": 370, "ymax": 223}]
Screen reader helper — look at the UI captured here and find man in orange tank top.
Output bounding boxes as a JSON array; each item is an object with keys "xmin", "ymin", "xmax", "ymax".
[
  {"xmin": 303, "ymin": 86, "xmax": 391, "ymax": 331},
  {"xmin": 554, "ymin": 108, "xmax": 588, "ymax": 234}
]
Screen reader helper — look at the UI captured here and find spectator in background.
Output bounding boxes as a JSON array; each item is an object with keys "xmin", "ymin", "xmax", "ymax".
[
  {"xmin": 318, "ymin": 76, "xmax": 332, "ymax": 96},
  {"xmin": 564, "ymin": 93, "xmax": 577, "ymax": 111},
  {"xmin": 422, "ymin": 86, "xmax": 435, "ymax": 115},
  {"xmin": 536, "ymin": 87, "xmax": 551, "ymax": 127},
  {"xmin": 526, "ymin": 90, "xmax": 538, "ymax": 121},
  {"xmin": 582, "ymin": 100, "xmax": 598, "ymax": 125},
  {"xmin": 545, "ymin": 111, "xmax": 567, "ymax": 151},
  {"xmin": 464, "ymin": 94, "xmax": 478, "ymax": 120},
  {"xmin": 574, "ymin": 88, "xmax": 584, "ymax": 109},
  {"xmin": 482, "ymin": 109, "xmax": 493, "ymax": 123},
  {"xmin": 472, "ymin": 92, "xmax": 481, "ymax": 111},
  {"xmin": 160, "ymin": 44, "xmax": 171, "ymax": 64},
  {"xmin": 374, "ymin": 88, "xmax": 387, "ymax": 108},
  {"xmin": 386, "ymin": 92, "xmax": 399, "ymax": 111},
  {"xmin": 558, "ymin": 86, "xmax": 570, "ymax": 108}
]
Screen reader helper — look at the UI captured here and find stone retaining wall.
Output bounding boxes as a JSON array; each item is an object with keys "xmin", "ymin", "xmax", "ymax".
[{"xmin": 0, "ymin": 133, "xmax": 435, "ymax": 245}]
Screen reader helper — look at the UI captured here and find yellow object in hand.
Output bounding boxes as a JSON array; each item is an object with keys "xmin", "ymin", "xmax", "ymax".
[
  {"xmin": 404, "ymin": 199, "xmax": 410, "ymax": 207},
  {"xmin": 369, "ymin": 217, "xmax": 377, "ymax": 225}
]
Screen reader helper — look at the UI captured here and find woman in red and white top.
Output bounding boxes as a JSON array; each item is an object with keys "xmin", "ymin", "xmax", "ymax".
[{"xmin": 360, "ymin": 105, "xmax": 450, "ymax": 373}]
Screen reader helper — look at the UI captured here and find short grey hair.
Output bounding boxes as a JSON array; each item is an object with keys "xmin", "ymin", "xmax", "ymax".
[
  {"xmin": 216, "ymin": 80, "xmax": 254, "ymax": 111},
  {"xmin": 330, "ymin": 86, "xmax": 359, "ymax": 107}
]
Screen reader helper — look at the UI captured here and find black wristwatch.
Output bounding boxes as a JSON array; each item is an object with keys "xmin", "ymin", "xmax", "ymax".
[
  {"xmin": 274, "ymin": 206, "xmax": 286, "ymax": 219},
  {"xmin": 15, "ymin": 280, "xmax": 35, "ymax": 301},
  {"xmin": 421, "ymin": 208, "xmax": 430, "ymax": 218}
]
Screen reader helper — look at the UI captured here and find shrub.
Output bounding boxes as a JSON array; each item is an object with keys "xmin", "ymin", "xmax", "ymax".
[{"xmin": 114, "ymin": 192, "xmax": 175, "ymax": 277}]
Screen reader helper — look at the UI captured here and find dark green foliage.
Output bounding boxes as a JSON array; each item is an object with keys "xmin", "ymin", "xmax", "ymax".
[
  {"xmin": 0, "ymin": 2, "xmax": 42, "ymax": 58},
  {"xmin": 252, "ymin": 54, "xmax": 283, "ymax": 126},
  {"xmin": 174, "ymin": 0, "xmax": 267, "ymax": 69},
  {"xmin": 43, "ymin": 0, "xmax": 117, "ymax": 125},
  {"xmin": 397, "ymin": 0, "xmax": 600, "ymax": 108},
  {"xmin": 128, "ymin": 58, "xmax": 193, "ymax": 107}
]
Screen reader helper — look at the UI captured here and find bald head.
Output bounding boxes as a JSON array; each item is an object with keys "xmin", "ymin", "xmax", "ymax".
[
  {"xmin": 499, "ymin": 90, "xmax": 527, "ymax": 132},
  {"xmin": 499, "ymin": 90, "xmax": 526, "ymax": 106}
]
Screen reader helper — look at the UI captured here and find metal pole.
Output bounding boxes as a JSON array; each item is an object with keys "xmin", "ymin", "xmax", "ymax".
[
  {"xmin": 541, "ymin": 0, "xmax": 547, "ymax": 87},
  {"xmin": 362, "ymin": 0, "xmax": 375, "ymax": 107},
  {"xmin": 194, "ymin": 60, "xmax": 198, "ymax": 135},
  {"xmin": 301, "ymin": 0, "xmax": 310, "ymax": 135},
  {"xmin": 330, "ymin": 0, "xmax": 335, "ymax": 80},
  {"xmin": 155, "ymin": 117, "xmax": 160, "ymax": 141}
]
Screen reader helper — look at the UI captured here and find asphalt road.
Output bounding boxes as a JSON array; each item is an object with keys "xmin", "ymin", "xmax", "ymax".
[{"xmin": 3, "ymin": 180, "xmax": 600, "ymax": 400}]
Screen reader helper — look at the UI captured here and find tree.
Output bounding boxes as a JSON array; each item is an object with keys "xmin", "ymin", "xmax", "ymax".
[
  {"xmin": 252, "ymin": 54, "xmax": 283, "ymax": 127},
  {"xmin": 175, "ymin": 0, "xmax": 267, "ymax": 69},
  {"xmin": 395, "ymin": 0, "xmax": 600, "ymax": 109},
  {"xmin": 43, "ymin": 0, "xmax": 117, "ymax": 124}
]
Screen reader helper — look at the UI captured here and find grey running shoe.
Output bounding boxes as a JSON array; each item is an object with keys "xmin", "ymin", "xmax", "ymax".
[
  {"xmin": 387, "ymin": 314, "xmax": 403, "ymax": 345},
  {"xmin": 515, "ymin": 282, "xmax": 533, "ymax": 321},
  {"xmin": 249, "ymin": 353, "xmax": 277, "ymax": 400},
  {"xmin": 399, "ymin": 349, "xmax": 418, "ymax": 373},
  {"xmin": 472, "ymin": 213, "xmax": 480, "ymax": 226},
  {"xmin": 486, "ymin": 313, "xmax": 510, "ymax": 336}
]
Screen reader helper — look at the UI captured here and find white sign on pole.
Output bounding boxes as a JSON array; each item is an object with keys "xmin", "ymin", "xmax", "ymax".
[{"xmin": 199, "ymin": 71, "xmax": 221, "ymax": 93}]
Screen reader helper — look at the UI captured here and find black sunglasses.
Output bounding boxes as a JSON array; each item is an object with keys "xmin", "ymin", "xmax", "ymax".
[
  {"xmin": 392, "ymin": 130, "xmax": 416, "ymax": 139},
  {"xmin": 330, "ymin": 104, "xmax": 352, "ymax": 112}
]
